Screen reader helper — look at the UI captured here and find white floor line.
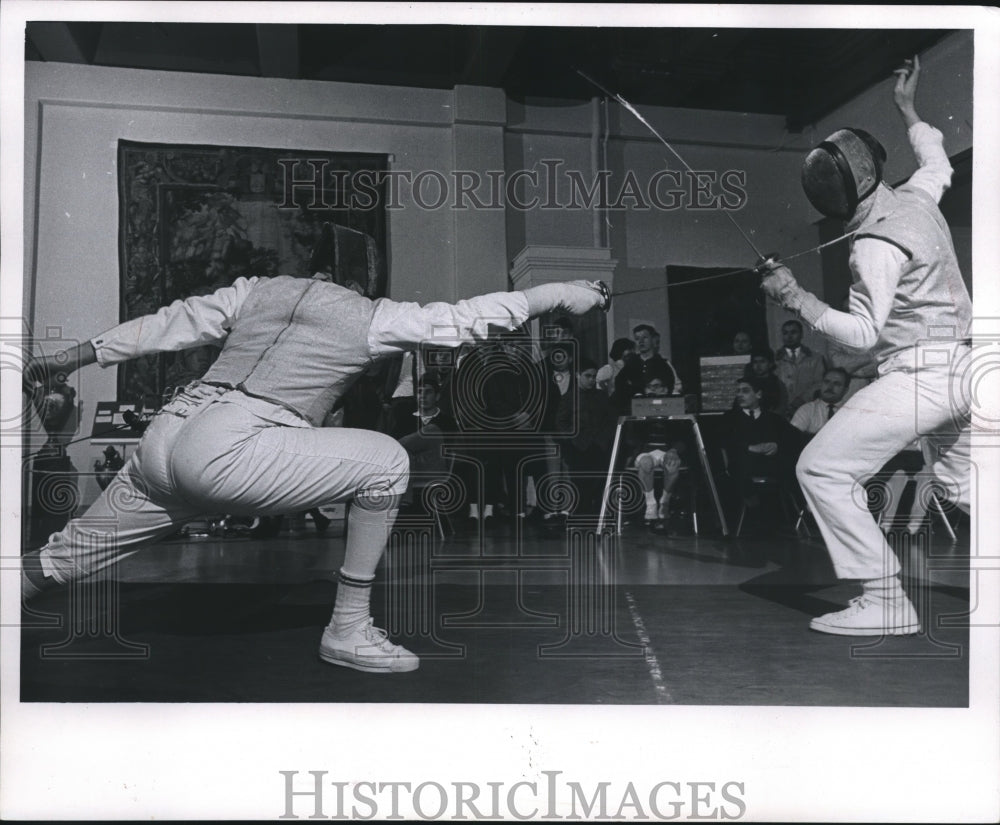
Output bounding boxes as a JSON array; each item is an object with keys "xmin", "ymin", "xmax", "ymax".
[{"xmin": 624, "ymin": 590, "xmax": 672, "ymax": 704}]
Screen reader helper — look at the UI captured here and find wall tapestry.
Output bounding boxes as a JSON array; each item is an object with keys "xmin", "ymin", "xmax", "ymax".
[{"xmin": 117, "ymin": 140, "xmax": 388, "ymax": 403}]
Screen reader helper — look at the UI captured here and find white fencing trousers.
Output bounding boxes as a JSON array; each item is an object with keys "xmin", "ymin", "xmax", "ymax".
[
  {"xmin": 38, "ymin": 385, "xmax": 409, "ymax": 584},
  {"xmin": 796, "ymin": 353, "xmax": 971, "ymax": 581}
]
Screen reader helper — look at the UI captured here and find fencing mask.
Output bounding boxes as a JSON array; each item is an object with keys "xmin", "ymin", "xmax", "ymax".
[{"xmin": 801, "ymin": 128, "xmax": 886, "ymax": 220}]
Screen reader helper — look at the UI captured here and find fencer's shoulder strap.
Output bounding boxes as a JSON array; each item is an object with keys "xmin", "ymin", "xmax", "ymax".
[
  {"xmin": 853, "ymin": 226, "xmax": 914, "ymax": 260},
  {"xmin": 855, "ymin": 183, "xmax": 946, "ymax": 261}
]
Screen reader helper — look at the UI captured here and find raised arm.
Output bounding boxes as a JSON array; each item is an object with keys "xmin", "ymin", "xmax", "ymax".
[
  {"xmin": 366, "ymin": 281, "xmax": 606, "ymax": 356},
  {"xmin": 893, "ymin": 56, "xmax": 922, "ymax": 130},
  {"xmin": 894, "ymin": 56, "xmax": 952, "ymax": 203}
]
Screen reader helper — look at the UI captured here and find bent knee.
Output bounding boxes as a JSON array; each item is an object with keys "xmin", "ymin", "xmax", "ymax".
[
  {"xmin": 796, "ymin": 438, "xmax": 842, "ymax": 490},
  {"xmin": 360, "ymin": 434, "xmax": 410, "ymax": 497}
]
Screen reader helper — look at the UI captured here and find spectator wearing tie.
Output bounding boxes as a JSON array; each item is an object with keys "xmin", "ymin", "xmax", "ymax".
[
  {"xmin": 721, "ymin": 375, "xmax": 798, "ymax": 531},
  {"xmin": 790, "ymin": 367, "xmax": 851, "ymax": 441},
  {"xmin": 774, "ymin": 319, "xmax": 827, "ymax": 413}
]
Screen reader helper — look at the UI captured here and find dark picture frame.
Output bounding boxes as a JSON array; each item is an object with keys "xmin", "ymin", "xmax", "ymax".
[{"xmin": 116, "ymin": 140, "xmax": 389, "ymax": 402}]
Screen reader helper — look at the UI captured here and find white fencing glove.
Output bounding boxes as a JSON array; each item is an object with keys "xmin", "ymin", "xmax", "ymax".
[
  {"xmin": 759, "ymin": 261, "xmax": 828, "ymax": 326},
  {"xmin": 523, "ymin": 280, "xmax": 606, "ymax": 316}
]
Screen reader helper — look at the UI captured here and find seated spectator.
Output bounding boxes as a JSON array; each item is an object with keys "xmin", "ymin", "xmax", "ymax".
[
  {"xmin": 774, "ymin": 319, "xmax": 827, "ymax": 414},
  {"xmin": 790, "ymin": 367, "xmax": 850, "ymax": 442},
  {"xmin": 557, "ymin": 357, "xmax": 618, "ymax": 516},
  {"xmin": 596, "ymin": 337, "xmax": 635, "ymax": 396},
  {"xmin": 451, "ymin": 336, "xmax": 544, "ymax": 527},
  {"xmin": 620, "ymin": 371, "xmax": 686, "ymax": 525},
  {"xmin": 613, "ymin": 324, "xmax": 684, "ymax": 412},
  {"xmin": 641, "ymin": 370, "xmax": 673, "ymax": 398},
  {"xmin": 826, "ymin": 344, "xmax": 877, "ymax": 403},
  {"xmin": 385, "ymin": 350, "xmax": 422, "ymax": 439},
  {"xmin": 721, "ymin": 375, "xmax": 798, "ymax": 532},
  {"xmin": 398, "ymin": 376, "xmax": 457, "ymax": 509},
  {"xmin": 548, "ymin": 341, "xmax": 576, "ymax": 409},
  {"xmin": 732, "ymin": 330, "xmax": 753, "ymax": 356},
  {"xmin": 536, "ymin": 329, "xmax": 577, "ymax": 527},
  {"xmin": 633, "ymin": 438, "xmax": 684, "ymax": 526},
  {"xmin": 743, "ymin": 347, "xmax": 789, "ymax": 418}
]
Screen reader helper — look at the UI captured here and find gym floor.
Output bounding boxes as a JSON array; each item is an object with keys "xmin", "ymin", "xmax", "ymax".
[{"xmin": 19, "ymin": 512, "xmax": 971, "ymax": 706}]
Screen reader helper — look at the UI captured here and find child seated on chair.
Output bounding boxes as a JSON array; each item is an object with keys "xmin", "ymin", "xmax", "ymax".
[{"xmin": 625, "ymin": 369, "xmax": 687, "ymax": 524}]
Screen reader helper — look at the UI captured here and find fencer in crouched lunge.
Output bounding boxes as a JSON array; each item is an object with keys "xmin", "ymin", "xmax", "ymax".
[
  {"xmin": 759, "ymin": 56, "xmax": 972, "ymax": 636},
  {"xmin": 22, "ymin": 274, "xmax": 607, "ymax": 672}
]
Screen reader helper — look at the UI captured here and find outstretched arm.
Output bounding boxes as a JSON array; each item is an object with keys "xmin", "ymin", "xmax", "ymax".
[
  {"xmin": 23, "ymin": 276, "xmax": 258, "ymax": 391},
  {"xmin": 367, "ymin": 281, "xmax": 606, "ymax": 356},
  {"xmin": 22, "ymin": 341, "xmax": 97, "ymax": 393},
  {"xmin": 90, "ymin": 276, "xmax": 258, "ymax": 366}
]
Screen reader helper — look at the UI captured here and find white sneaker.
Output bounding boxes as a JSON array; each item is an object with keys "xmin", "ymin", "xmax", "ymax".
[
  {"xmin": 319, "ymin": 619, "xmax": 420, "ymax": 673},
  {"xmin": 809, "ymin": 595, "xmax": 920, "ymax": 637}
]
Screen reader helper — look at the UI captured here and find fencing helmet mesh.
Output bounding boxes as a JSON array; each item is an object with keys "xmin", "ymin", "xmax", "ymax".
[{"xmin": 801, "ymin": 128, "xmax": 886, "ymax": 220}]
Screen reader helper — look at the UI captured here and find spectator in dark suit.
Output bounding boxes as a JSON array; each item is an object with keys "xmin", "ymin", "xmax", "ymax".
[
  {"xmin": 721, "ymin": 375, "xmax": 798, "ymax": 533},
  {"xmin": 450, "ymin": 335, "xmax": 546, "ymax": 527}
]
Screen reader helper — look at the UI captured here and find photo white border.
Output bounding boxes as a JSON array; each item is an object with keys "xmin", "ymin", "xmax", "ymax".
[{"xmin": 2, "ymin": 3, "xmax": 998, "ymax": 821}]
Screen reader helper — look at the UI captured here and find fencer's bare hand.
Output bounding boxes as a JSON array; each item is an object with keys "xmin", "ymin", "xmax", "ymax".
[
  {"xmin": 893, "ymin": 56, "xmax": 920, "ymax": 126},
  {"xmin": 893, "ymin": 56, "xmax": 920, "ymax": 107}
]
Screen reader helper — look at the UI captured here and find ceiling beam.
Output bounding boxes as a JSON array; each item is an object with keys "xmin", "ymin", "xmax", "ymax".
[
  {"xmin": 255, "ymin": 24, "xmax": 300, "ymax": 79},
  {"xmin": 460, "ymin": 27, "xmax": 525, "ymax": 87},
  {"xmin": 25, "ymin": 22, "xmax": 92, "ymax": 64}
]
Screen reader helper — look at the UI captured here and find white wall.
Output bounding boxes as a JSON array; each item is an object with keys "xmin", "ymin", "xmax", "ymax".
[
  {"xmin": 23, "ymin": 62, "xmax": 508, "ymax": 500},
  {"xmin": 811, "ymin": 31, "xmax": 974, "ymax": 175},
  {"xmin": 505, "ymin": 97, "xmax": 825, "ymax": 358}
]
